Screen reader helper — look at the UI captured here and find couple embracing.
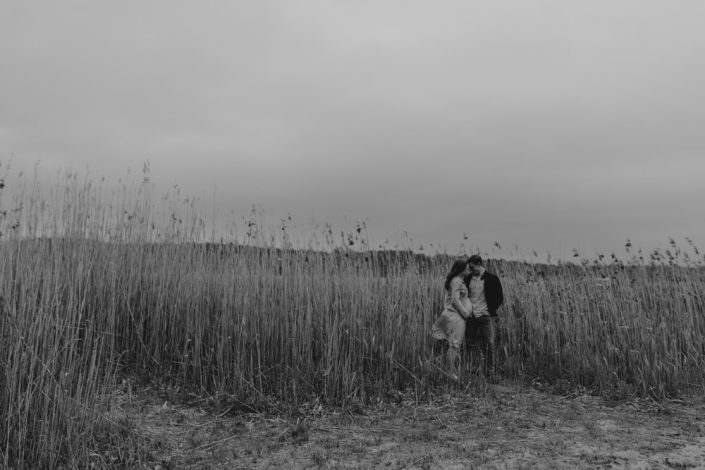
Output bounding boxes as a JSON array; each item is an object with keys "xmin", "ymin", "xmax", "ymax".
[{"xmin": 431, "ymin": 255, "xmax": 504, "ymax": 377}]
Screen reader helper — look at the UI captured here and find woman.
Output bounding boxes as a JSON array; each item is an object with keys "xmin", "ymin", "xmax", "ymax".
[{"xmin": 431, "ymin": 258, "xmax": 473, "ymax": 373}]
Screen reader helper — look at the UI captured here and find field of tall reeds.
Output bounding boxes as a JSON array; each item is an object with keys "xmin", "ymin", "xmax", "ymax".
[{"xmin": 1, "ymin": 167, "xmax": 704, "ymax": 467}]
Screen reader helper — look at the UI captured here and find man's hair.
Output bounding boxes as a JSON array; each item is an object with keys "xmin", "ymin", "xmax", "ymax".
[{"xmin": 468, "ymin": 254, "xmax": 483, "ymax": 266}]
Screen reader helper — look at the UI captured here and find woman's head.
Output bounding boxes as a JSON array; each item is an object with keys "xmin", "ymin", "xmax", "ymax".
[{"xmin": 445, "ymin": 257, "xmax": 470, "ymax": 291}]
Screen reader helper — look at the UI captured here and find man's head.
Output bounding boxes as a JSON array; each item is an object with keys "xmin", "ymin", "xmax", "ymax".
[{"xmin": 467, "ymin": 254, "xmax": 484, "ymax": 276}]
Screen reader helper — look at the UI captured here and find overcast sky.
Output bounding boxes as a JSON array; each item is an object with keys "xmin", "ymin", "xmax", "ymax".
[{"xmin": 2, "ymin": 1, "xmax": 704, "ymax": 259}]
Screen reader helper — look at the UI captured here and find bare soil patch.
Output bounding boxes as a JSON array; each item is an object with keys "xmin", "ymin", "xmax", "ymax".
[{"xmin": 102, "ymin": 379, "xmax": 705, "ymax": 469}]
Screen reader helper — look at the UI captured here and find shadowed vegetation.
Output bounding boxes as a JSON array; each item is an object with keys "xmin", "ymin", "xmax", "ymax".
[{"xmin": 1, "ymin": 167, "xmax": 704, "ymax": 467}]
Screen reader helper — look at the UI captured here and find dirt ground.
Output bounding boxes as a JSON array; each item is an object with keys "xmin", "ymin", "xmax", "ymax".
[{"xmin": 101, "ymin": 378, "xmax": 705, "ymax": 469}]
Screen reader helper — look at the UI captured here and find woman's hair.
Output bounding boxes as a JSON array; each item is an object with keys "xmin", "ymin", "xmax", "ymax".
[{"xmin": 445, "ymin": 258, "xmax": 469, "ymax": 291}]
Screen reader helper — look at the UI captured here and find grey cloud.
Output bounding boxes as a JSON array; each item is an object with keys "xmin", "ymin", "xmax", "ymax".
[{"xmin": 2, "ymin": 1, "xmax": 705, "ymax": 255}]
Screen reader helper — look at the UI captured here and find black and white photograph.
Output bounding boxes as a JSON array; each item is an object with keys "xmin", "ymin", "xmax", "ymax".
[{"xmin": 1, "ymin": 1, "xmax": 704, "ymax": 468}]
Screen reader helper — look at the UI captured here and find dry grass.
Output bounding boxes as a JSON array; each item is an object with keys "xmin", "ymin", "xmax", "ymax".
[
  {"xmin": 104, "ymin": 379, "xmax": 705, "ymax": 469},
  {"xmin": 0, "ymin": 166, "xmax": 704, "ymax": 467}
]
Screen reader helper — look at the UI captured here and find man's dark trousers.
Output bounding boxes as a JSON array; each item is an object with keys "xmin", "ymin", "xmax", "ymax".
[{"xmin": 466, "ymin": 316, "xmax": 495, "ymax": 373}]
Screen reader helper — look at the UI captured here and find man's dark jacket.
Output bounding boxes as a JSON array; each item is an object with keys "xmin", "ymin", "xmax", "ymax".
[{"xmin": 463, "ymin": 271, "xmax": 504, "ymax": 317}]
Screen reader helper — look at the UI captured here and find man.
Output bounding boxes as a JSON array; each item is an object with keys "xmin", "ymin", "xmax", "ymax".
[{"xmin": 464, "ymin": 254, "xmax": 504, "ymax": 375}]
